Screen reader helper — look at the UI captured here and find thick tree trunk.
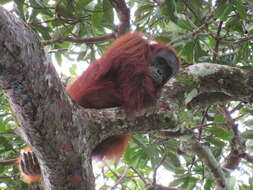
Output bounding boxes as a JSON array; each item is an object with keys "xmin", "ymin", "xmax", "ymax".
[{"xmin": 0, "ymin": 6, "xmax": 95, "ymax": 190}]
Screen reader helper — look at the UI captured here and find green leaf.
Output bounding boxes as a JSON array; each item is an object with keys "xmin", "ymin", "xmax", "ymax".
[
  {"xmin": 57, "ymin": 0, "xmax": 75, "ymax": 18},
  {"xmin": 182, "ymin": 42, "xmax": 195, "ymax": 63},
  {"xmin": 69, "ymin": 64, "xmax": 77, "ymax": 76},
  {"xmin": 0, "ymin": 0, "xmax": 11, "ymax": 4},
  {"xmin": 102, "ymin": 0, "xmax": 114, "ymax": 28},
  {"xmin": 29, "ymin": 0, "xmax": 53, "ymax": 17},
  {"xmin": 242, "ymin": 130, "xmax": 253, "ymax": 139},
  {"xmin": 194, "ymin": 41, "xmax": 207, "ymax": 61},
  {"xmin": 162, "ymin": 0, "xmax": 177, "ymax": 22},
  {"xmin": 52, "ymin": 25, "xmax": 74, "ymax": 39},
  {"xmin": 55, "ymin": 53, "xmax": 62, "ymax": 66},
  {"xmin": 176, "ymin": 19, "xmax": 193, "ymax": 31},
  {"xmin": 33, "ymin": 24, "xmax": 51, "ymax": 40},
  {"xmin": 76, "ymin": 0, "xmax": 93, "ymax": 8},
  {"xmin": 207, "ymin": 126, "xmax": 234, "ymax": 141},
  {"xmin": 204, "ymin": 136, "xmax": 225, "ymax": 147},
  {"xmin": 167, "ymin": 151, "xmax": 181, "ymax": 168},
  {"xmin": 243, "ymin": 119, "xmax": 253, "ymax": 127},
  {"xmin": 91, "ymin": 3, "xmax": 104, "ymax": 26},
  {"xmin": 77, "ymin": 51, "xmax": 88, "ymax": 61},
  {"xmin": 215, "ymin": 4, "xmax": 233, "ymax": 21},
  {"xmin": 208, "ymin": 36, "xmax": 216, "ymax": 49},
  {"xmin": 170, "ymin": 176, "xmax": 197, "ymax": 188},
  {"xmin": 204, "ymin": 178, "xmax": 214, "ymax": 190},
  {"xmin": 213, "ymin": 115, "xmax": 225, "ymax": 123},
  {"xmin": 135, "ymin": 4, "xmax": 153, "ymax": 21},
  {"xmin": 233, "ymin": 0, "xmax": 247, "ymax": 19},
  {"xmin": 14, "ymin": 0, "xmax": 25, "ymax": 19},
  {"xmin": 226, "ymin": 17, "xmax": 244, "ymax": 33},
  {"xmin": 0, "ymin": 136, "xmax": 12, "ymax": 150}
]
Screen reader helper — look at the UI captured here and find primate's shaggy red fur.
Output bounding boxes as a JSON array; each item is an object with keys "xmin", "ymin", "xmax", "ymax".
[
  {"xmin": 67, "ymin": 32, "xmax": 179, "ymax": 160},
  {"xmin": 67, "ymin": 32, "xmax": 179, "ymax": 113},
  {"xmin": 19, "ymin": 32, "xmax": 180, "ymax": 183}
]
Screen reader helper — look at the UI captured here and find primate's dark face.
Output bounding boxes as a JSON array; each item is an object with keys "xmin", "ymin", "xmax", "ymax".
[{"xmin": 149, "ymin": 50, "xmax": 179, "ymax": 86}]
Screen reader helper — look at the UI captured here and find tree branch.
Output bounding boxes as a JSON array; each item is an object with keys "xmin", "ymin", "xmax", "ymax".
[
  {"xmin": 42, "ymin": 0, "xmax": 131, "ymax": 46},
  {"xmin": 110, "ymin": 0, "xmax": 130, "ymax": 36},
  {"xmin": 165, "ymin": 63, "xmax": 253, "ymax": 108},
  {"xmin": 221, "ymin": 105, "xmax": 246, "ymax": 170},
  {"xmin": 186, "ymin": 137, "xmax": 229, "ymax": 190},
  {"xmin": 0, "ymin": 6, "xmax": 94, "ymax": 189},
  {"xmin": 0, "ymin": 158, "xmax": 18, "ymax": 166},
  {"xmin": 42, "ymin": 33, "xmax": 116, "ymax": 46}
]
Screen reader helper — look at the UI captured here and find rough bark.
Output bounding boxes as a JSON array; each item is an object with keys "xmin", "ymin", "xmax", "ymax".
[
  {"xmin": 162, "ymin": 63, "xmax": 253, "ymax": 108},
  {"xmin": 0, "ymin": 6, "xmax": 94, "ymax": 190}
]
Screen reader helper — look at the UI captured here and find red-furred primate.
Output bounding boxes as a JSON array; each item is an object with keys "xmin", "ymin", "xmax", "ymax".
[{"xmin": 18, "ymin": 32, "xmax": 180, "ymax": 183}]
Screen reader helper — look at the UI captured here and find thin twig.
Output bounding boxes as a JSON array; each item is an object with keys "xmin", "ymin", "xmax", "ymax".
[
  {"xmin": 111, "ymin": 166, "xmax": 130, "ymax": 190},
  {"xmin": 42, "ymin": 33, "xmax": 115, "ymax": 46},
  {"xmin": 110, "ymin": 0, "xmax": 130, "ymax": 36},
  {"xmin": 130, "ymin": 166, "xmax": 148, "ymax": 185},
  {"xmin": 235, "ymin": 35, "xmax": 253, "ymax": 45},
  {"xmin": 213, "ymin": 21, "xmax": 223, "ymax": 63},
  {"xmin": 198, "ymin": 106, "xmax": 211, "ymax": 140},
  {"xmin": 0, "ymin": 158, "xmax": 18, "ymax": 166},
  {"xmin": 153, "ymin": 153, "xmax": 167, "ymax": 185}
]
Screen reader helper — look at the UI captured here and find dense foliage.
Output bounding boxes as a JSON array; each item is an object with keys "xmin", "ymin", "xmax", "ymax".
[{"xmin": 0, "ymin": 0, "xmax": 253, "ymax": 189}]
